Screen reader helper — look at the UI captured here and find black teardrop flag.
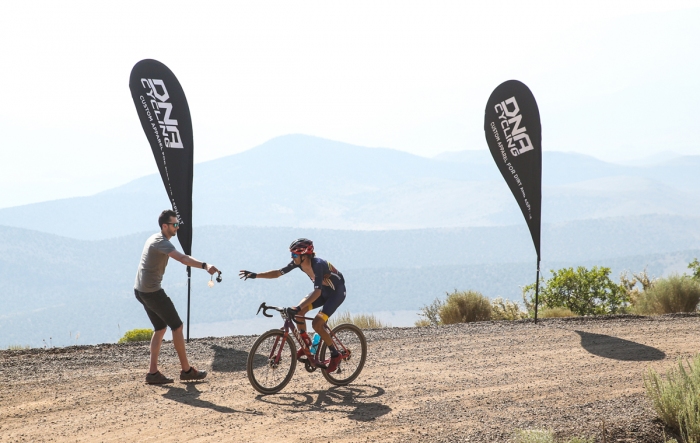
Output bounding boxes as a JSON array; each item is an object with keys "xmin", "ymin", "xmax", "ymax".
[
  {"xmin": 129, "ymin": 59, "xmax": 193, "ymax": 256},
  {"xmin": 484, "ymin": 80, "xmax": 542, "ymax": 259},
  {"xmin": 129, "ymin": 59, "xmax": 195, "ymax": 339}
]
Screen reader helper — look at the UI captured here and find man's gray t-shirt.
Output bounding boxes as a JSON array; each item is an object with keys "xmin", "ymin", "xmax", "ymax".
[{"xmin": 134, "ymin": 233, "xmax": 177, "ymax": 293}]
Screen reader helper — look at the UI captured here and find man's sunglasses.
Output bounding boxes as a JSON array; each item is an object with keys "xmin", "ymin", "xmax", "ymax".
[{"xmin": 165, "ymin": 222, "xmax": 180, "ymax": 228}]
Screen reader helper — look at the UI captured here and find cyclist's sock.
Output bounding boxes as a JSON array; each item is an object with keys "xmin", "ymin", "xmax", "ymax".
[{"xmin": 329, "ymin": 346, "xmax": 339, "ymax": 358}]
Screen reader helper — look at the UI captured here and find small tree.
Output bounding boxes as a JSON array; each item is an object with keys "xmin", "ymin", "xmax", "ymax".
[
  {"xmin": 688, "ymin": 258, "xmax": 700, "ymax": 280},
  {"xmin": 523, "ymin": 266, "xmax": 628, "ymax": 316}
]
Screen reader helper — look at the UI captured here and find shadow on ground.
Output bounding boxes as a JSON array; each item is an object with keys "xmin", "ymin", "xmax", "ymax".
[
  {"xmin": 210, "ymin": 344, "xmax": 249, "ymax": 372},
  {"xmin": 575, "ymin": 330, "xmax": 666, "ymax": 361},
  {"xmin": 255, "ymin": 385, "xmax": 390, "ymax": 421},
  {"xmin": 159, "ymin": 383, "xmax": 261, "ymax": 415}
]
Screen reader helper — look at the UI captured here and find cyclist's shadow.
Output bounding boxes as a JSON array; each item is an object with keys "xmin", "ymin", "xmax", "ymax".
[{"xmin": 255, "ymin": 385, "xmax": 391, "ymax": 422}]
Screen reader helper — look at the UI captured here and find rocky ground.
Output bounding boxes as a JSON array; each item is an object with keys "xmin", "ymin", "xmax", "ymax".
[{"xmin": 1, "ymin": 314, "xmax": 697, "ymax": 442}]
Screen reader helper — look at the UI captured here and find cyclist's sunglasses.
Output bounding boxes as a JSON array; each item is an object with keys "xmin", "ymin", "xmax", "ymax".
[{"xmin": 291, "ymin": 252, "xmax": 300, "ymax": 258}]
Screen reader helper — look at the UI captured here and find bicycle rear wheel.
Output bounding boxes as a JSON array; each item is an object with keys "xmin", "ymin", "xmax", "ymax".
[
  {"xmin": 319, "ymin": 323, "xmax": 367, "ymax": 385},
  {"xmin": 247, "ymin": 329, "xmax": 297, "ymax": 394}
]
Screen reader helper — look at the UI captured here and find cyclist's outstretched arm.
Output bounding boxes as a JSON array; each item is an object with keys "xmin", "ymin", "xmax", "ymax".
[{"xmin": 239, "ymin": 270, "xmax": 282, "ymax": 280}]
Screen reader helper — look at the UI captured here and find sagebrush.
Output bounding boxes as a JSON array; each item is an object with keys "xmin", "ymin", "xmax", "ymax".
[
  {"xmin": 513, "ymin": 429, "xmax": 593, "ymax": 443},
  {"xmin": 491, "ymin": 297, "xmax": 527, "ymax": 320},
  {"xmin": 417, "ymin": 293, "xmax": 524, "ymax": 326},
  {"xmin": 439, "ymin": 290, "xmax": 492, "ymax": 324},
  {"xmin": 644, "ymin": 354, "xmax": 700, "ymax": 442},
  {"xmin": 633, "ymin": 274, "xmax": 700, "ymax": 315}
]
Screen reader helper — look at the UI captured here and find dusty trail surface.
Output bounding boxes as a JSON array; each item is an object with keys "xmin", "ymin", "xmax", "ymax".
[{"xmin": 1, "ymin": 314, "xmax": 697, "ymax": 442}]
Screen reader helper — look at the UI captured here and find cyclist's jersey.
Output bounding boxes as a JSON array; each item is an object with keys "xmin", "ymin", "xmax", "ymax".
[{"xmin": 279, "ymin": 257, "xmax": 344, "ymax": 290}]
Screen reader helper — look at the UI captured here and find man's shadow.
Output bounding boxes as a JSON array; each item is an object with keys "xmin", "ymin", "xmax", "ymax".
[
  {"xmin": 575, "ymin": 330, "xmax": 666, "ymax": 361},
  {"xmin": 210, "ymin": 344, "xmax": 249, "ymax": 372},
  {"xmin": 255, "ymin": 385, "xmax": 391, "ymax": 422},
  {"xmin": 159, "ymin": 383, "xmax": 261, "ymax": 415}
]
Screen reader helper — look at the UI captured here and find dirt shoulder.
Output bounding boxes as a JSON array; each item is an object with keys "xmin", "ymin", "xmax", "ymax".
[{"xmin": 1, "ymin": 314, "xmax": 697, "ymax": 442}]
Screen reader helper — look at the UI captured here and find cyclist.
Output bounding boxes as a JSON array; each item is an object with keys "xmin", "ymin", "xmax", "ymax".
[{"xmin": 239, "ymin": 238, "xmax": 346, "ymax": 372}]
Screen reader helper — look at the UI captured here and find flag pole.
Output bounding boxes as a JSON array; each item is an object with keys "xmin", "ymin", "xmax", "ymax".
[
  {"xmin": 534, "ymin": 256, "xmax": 540, "ymax": 324},
  {"xmin": 186, "ymin": 266, "xmax": 191, "ymax": 342}
]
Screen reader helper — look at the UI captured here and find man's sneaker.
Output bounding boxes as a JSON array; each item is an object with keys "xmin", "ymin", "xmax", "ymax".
[
  {"xmin": 325, "ymin": 353, "xmax": 344, "ymax": 373},
  {"xmin": 145, "ymin": 371, "xmax": 173, "ymax": 384},
  {"xmin": 180, "ymin": 366, "xmax": 207, "ymax": 381}
]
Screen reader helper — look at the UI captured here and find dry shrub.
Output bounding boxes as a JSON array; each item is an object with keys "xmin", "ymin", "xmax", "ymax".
[
  {"xmin": 491, "ymin": 297, "xmax": 527, "ymax": 320},
  {"xmin": 633, "ymin": 274, "xmax": 700, "ymax": 315},
  {"xmin": 539, "ymin": 307, "xmax": 576, "ymax": 318},
  {"xmin": 330, "ymin": 311, "xmax": 389, "ymax": 329},
  {"xmin": 439, "ymin": 290, "xmax": 491, "ymax": 324}
]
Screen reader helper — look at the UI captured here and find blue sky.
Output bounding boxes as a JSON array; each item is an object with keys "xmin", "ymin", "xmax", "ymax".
[{"xmin": 1, "ymin": 1, "xmax": 699, "ymax": 209}]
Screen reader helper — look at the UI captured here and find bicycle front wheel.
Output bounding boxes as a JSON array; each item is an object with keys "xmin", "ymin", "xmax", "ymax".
[
  {"xmin": 319, "ymin": 323, "xmax": 367, "ymax": 386},
  {"xmin": 246, "ymin": 329, "xmax": 297, "ymax": 394}
]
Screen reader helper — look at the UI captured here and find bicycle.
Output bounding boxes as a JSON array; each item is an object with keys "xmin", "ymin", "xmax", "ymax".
[{"xmin": 246, "ymin": 302, "xmax": 367, "ymax": 395}]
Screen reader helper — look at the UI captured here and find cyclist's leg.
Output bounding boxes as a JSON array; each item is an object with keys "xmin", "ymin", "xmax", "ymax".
[
  {"xmin": 296, "ymin": 304, "xmax": 311, "ymax": 333},
  {"xmin": 312, "ymin": 282, "xmax": 346, "ymax": 347}
]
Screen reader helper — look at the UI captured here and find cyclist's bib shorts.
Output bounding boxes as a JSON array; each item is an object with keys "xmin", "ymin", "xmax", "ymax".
[{"xmin": 310, "ymin": 280, "xmax": 346, "ymax": 321}]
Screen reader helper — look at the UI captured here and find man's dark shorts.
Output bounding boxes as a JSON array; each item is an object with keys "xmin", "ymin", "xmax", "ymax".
[
  {"xmin": 134, "ymin": 289, "xmax": 183, "ymax": 331},
  {"xmin": 310, "ymin": 280, "xmax": 346, "ymax": 319}
]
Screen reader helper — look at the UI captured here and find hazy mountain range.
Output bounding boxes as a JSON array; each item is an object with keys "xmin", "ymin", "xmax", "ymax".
[
  {"xmin": 2, "ymin": 215, "xmax": 700, "ymax": 348},
  {"xmin": 1, "ymin": 135, "xmax": 700, "ymax": 240},
  {"xmin": 2, "ymin": 134, "xmax": 700, "ymax": 348}
]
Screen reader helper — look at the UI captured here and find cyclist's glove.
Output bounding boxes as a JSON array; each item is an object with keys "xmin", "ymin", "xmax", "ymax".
[
  {"xmin": 284, "ymin": 306, "xmax": 300, "ymax": 319},
  {"xmin": 239, "ymin": 270, "xmax": 257, "ymax": 280}
]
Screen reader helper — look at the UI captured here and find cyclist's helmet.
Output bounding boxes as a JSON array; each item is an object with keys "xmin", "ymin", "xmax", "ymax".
[{"xmin": 289, "ymin": 238, "xmax": 314, "ymax": 255}]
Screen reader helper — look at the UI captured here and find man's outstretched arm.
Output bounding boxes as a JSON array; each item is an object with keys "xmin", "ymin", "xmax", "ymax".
[{"xmin": 168, "ymin": 250, "xmax": 219, "ymax": 274}]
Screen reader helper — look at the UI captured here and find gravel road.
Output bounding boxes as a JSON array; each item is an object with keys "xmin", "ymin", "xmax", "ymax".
[{"xmin": 1, "ymin": 314, "xmax": 697, "ymax": 442}]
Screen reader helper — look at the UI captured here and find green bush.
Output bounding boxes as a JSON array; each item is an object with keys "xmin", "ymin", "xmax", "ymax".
[
  {"xmin": 439, "ymin": 290, "xmax": 491, "ymax": 324},
  {"xmin": 523, "ymin": 266, "xmax": 628, "ymax": 316},
  {"xmin": 118, "ymin": 328, "xmax": 154, "ymax": 343},
  {"xmin": 539, "ymin": 307, "xmax": 576, "ymax": 318},
  {"xmin": 491, "ymin": 297, "xmax": 527, "ymax": 320},
  {"xmin": 633, "ymin": 274, "xmax": 700, "ymax": 315},
  {"xmin": 644, "ymin": 354, "xmax": 700, "ymax": 442},
  {"xmin": 329, "ymin": 311, "xmax": 389, "ymax": 329}
]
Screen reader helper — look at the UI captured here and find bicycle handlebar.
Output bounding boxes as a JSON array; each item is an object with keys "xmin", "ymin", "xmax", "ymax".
[{"xmin": 255, "ymin": 302, "xmax": 306, "ymax": 324}]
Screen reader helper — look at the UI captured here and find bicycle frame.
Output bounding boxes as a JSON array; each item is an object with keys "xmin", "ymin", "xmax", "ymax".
[{"xmin": 257, "ymin": 302, "xmax": 349, "ymax": 370}]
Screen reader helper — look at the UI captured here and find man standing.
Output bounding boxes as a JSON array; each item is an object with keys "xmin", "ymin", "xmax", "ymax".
[{"xmin": 134, "ymin": 209, "xmax": 219, "ymax": 384}]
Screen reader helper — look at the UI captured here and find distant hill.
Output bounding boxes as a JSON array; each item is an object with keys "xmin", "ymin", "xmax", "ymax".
[
  {"xmin": 1, "ymin": 135, "xmax": 700, "ymax": 240},
  {"xmin": 2, "ymin": 215, "xmax": 700, "ymax": 348}
]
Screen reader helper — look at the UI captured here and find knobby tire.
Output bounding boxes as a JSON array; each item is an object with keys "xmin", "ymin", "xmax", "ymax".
[
  {"xmin": 319, "ymin": 323, "xmax": 367, "ymax": 385},
  {"xmin": 246, "ymin": 329, "xmax": 297, "ymax": 394}
]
